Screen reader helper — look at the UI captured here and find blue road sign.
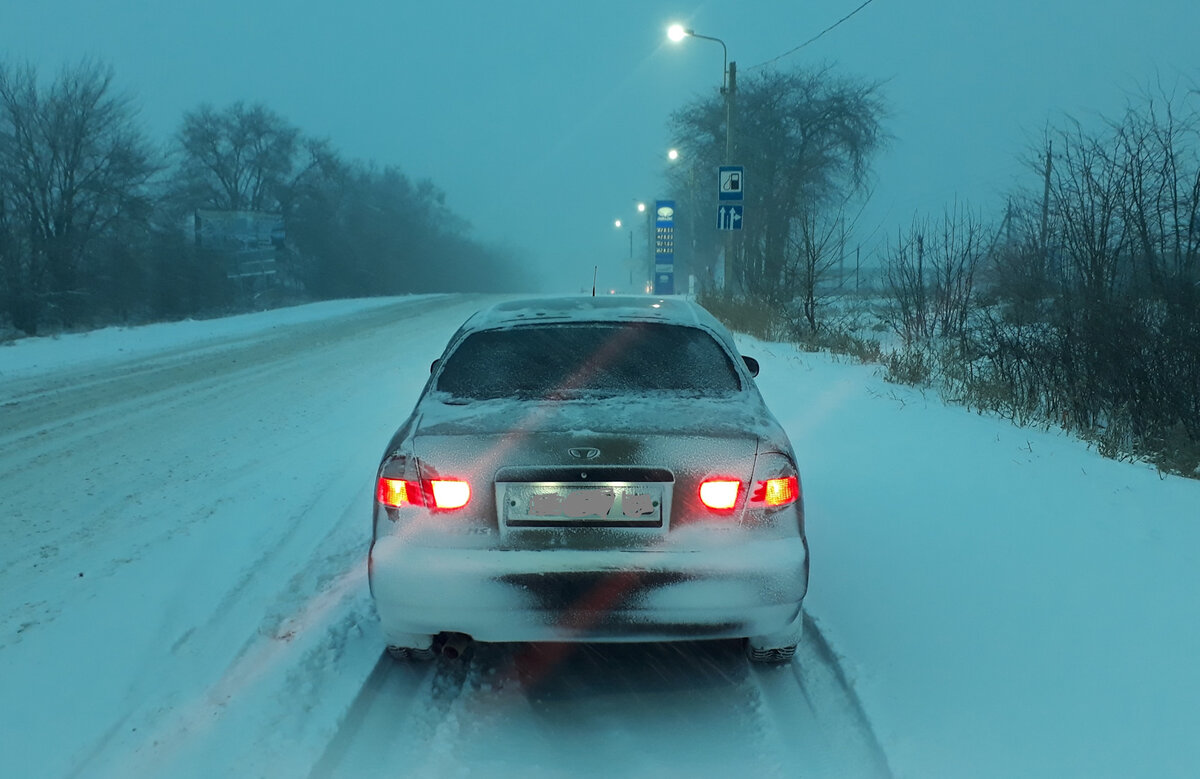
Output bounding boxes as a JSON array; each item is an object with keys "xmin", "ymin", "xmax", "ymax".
[
  {"xmin": 716, "ymin": 205, "xmax": 743, "ymax": 231},
  {"xmin": 718, "ymin": 166, "xmax": 744, "ymax": 201}
]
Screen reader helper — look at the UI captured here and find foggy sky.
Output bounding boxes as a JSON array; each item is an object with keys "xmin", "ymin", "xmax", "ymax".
[{"xmin": 4, "ymin": 0, "xmax": 1197, "ymax": 292}]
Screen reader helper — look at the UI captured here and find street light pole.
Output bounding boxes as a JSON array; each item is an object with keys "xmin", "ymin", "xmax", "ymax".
[
  {"xmin": 668, "ymin": 24, "xmax": 739, "ymax": 297},
  {"xmin": 667, "ymin": 25, "xmax": 732, "ymax": 163}
]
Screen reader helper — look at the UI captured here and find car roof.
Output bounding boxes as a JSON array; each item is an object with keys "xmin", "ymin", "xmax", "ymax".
[{"xmin": 463, "ymin": 295, "xmax": 726, "ymax": 333}]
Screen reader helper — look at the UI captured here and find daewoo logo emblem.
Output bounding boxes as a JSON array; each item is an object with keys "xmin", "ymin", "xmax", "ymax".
[{"xmin": 568, "ymin": 447, "xmax": 601, "ymax": 460}]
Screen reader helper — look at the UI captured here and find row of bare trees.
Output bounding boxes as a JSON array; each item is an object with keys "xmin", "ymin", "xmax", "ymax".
[
  {"xmin": 0, "ymin": 62, "xmax": 157, "ymax": 333},
  {"xmin": 1, "ymin": 61, "xmax": 526, "ymax": 336},
  {"xmin": 883, "ymin": 87, "xmax": 1200, "ymax": 475}
]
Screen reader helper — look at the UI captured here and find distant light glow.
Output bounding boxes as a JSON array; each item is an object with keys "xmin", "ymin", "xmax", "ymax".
[
  {"xmin": 668, "ymin": 148, "xmax": 679, "ymax": 161},
  {"xmin": 614, "ymin": 219, "xmax": 622, "ymax": 228},
  {"xmin": 637, "ymin": 202, "xmax": 646, "ymax": 212},
  {"xmin": 667, "ymin": 24, "xmax": 688, "ymax": 43}
]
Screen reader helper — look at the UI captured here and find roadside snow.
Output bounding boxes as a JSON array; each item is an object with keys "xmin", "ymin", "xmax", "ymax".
[
  {"xmin": 742, "ymin": 334, "xmax": 1200, "ymax": 779},
  {"xmin": 0, "ymin": 296, "xmax": 424, "ymax": 381}
]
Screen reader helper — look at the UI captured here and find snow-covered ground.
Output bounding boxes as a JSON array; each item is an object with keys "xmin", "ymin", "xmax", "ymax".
[{"xmin": 2, "ymin": 295, "xmax": 1197, "ymax": 778}]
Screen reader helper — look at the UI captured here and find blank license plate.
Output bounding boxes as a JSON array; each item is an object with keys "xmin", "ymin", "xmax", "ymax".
[{"xmin": 504, "ymin": 483, "xmax": 663, "ymax": 526}]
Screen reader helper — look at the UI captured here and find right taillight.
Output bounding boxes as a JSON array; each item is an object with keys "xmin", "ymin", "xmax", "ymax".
[{"xmin": 754, "ymin": 475, "xmax": 799, "ymax": 507}]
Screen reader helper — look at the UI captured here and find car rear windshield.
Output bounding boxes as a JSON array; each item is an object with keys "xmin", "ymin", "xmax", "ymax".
[{"xmin": 435, "ymin": 322, "xmax": 742, "ymax": 400}]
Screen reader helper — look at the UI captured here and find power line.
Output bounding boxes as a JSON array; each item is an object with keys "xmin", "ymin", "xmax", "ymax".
[{"xmin": 749, "ymin": 0, "xmax": 878, "ymax": 71}]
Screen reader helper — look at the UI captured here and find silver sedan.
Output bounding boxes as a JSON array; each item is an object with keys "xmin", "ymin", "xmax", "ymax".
[{"xmin": 368, "ymin": 296, "xmax": 809, "ymax": 663}]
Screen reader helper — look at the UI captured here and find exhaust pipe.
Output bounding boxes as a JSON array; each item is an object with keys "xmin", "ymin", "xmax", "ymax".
[{"xmin": 439, "ymin": 632, "xmax": 472, "ymax": 660}]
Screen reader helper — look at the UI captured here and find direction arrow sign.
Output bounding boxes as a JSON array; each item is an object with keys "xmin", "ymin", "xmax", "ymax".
[
  {"xmin": 718, "ymin": 166, "xmax": 744, "ymax": 201},
  {"xmin": 716, "ymin": 205, "xmax": 743, "ymax": 231}
]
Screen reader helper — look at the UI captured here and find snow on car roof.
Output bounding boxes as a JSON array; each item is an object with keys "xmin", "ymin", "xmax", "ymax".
[{"xmin": 463, "ymin": 295, "xmax": 722, "ymax": 332}]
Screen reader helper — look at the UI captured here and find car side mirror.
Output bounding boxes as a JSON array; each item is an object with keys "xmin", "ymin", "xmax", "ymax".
[
  {"xmin": 430, "ymin": 359, "xmax": 441, "ymax": 375},
  {"xmin": 742, "ymin": 355, "xmax": 760, "ymax": 377}
]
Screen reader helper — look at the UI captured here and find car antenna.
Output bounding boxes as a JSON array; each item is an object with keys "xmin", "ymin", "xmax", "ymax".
[{"xmin": 591, "ymin": 266, "xmax": 597, "ymax": 297}]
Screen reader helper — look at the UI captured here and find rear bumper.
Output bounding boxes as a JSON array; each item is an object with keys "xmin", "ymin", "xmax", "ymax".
[{"xmin": 368, "ymin": 535, "xmax": 808, "ymax": 645}]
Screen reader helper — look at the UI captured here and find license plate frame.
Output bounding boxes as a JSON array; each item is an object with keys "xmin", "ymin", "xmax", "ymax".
[{"xmin": 502, "ymin": 482, "xmax": 664, "ymax": 527}]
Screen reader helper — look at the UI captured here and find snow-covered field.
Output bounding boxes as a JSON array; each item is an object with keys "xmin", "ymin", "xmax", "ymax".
[{"xmin": 1, "ymin": 295, "xmax": 1197, "ymax": 778}]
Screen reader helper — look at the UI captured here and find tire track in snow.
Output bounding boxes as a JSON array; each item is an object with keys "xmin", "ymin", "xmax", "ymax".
[
  {"xmin": 312, "ymin": 630, "xmax": 892, "ymax": 778},
  {"xmin": 748, "ymin": 614, "xmax": 893, "ymax": 778}
]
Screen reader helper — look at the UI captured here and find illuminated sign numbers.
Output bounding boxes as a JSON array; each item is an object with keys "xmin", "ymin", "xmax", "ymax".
[{"xmin": 655, "ymin": 226, "xmax": 675, "ymax": 254}]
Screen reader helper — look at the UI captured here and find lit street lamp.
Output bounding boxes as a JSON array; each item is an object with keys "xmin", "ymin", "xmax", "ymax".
[
  {"xmin": 613, "ymin": 217, "xmax": 633, "ymax": 278},
  {"xmin": 666, "ymin": 24, "xmax": 732, "ymax": 161}
]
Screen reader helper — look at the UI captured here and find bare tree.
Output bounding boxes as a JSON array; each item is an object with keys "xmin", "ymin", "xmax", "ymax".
[
  {"xmin": 0, "ymin": 60, "xmax": 157, "ymax": 333},
  {"xmin": 1046, "ymin": 119, "xmax": 1132, "ymax": 299},
  {"xmin": 789, "ymin": 199, "xmax": 858, "ymax": 334},
  {"xmin": 174, "ymin": 102, "xmax": 299, "ymax": 212},
  {"xmin": 670, "ymin": 65, "xmax": 886, "ymax": 304},
  {"xmin": 884, "ymin": 219, "xmax": 929, "ymax": 344},
  {"xmin": 1114, "ymin": 85, "xmax": 1200, "ymax": 291}
]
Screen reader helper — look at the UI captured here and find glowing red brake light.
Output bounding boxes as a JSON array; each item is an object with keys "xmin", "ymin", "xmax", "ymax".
[
  {"xmin": 699, "ymin": 479, "xmax": 741, "ymax": 510},
  {"xmin": 758, "ymin": 475, "xmax": 799, "ymax": 507},
  {"xmin": 377, "ymin": 477, "xmax": 418, "ymax": 507},
  {"xmin": 430, "ymin": 479, "xmax": 471, "ymax": 510}
]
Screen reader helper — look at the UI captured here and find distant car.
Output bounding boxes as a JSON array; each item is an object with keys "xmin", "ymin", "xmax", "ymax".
[{"xmin": 368, "ymin": 295, "xmax": 809, "ymax": 663}]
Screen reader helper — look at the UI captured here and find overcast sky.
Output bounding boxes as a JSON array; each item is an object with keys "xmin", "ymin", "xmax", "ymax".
[{"xmin": 3, "ymin": 1, "xmax": 1197, "ymax": 291}]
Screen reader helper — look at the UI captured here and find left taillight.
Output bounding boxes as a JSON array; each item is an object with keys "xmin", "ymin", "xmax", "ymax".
[
  {"xmin": 376, "ymin": 477, "xmax": 419, "ymax": 508},
  {"xmin": 376, "ymin": 454, "xmax": 472, "ymax": 512}
]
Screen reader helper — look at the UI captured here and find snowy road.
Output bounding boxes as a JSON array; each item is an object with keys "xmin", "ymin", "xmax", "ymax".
[
  {"xmin": 0, "ymin": 295, "xmax": 888, "ymax": 778},
  {"xmin": 312, "ymin": 623, "xmax": 889, "ymax": 779}
]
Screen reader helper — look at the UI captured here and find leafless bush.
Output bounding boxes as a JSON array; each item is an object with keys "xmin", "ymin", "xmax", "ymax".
[
  {"xmin": 884, "ymin": 87, "xmax": 1200, "ymax": 477},
  {"xmin": 884, "ymin": 202, "xmax": 987, "ymax": 345}
]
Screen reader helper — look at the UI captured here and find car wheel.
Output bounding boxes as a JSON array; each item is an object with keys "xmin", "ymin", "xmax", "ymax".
[
  {"xmin": 386, "ymin": 644, "xmax": 436, "ymax": 661},
  {"xmin": 746, "ymin": 641, "xmax": 797, "ymax": 664}
]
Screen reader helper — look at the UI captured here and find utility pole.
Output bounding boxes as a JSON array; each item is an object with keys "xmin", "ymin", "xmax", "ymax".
[
  {"xmin": 725, "ymin": 61, "xmax": 736, "ymax": 162},
  {"xmin": 1040, "ymin": 140, "xmax": 1053, "ymax": 259},
  {"xmin": 839, "ymin": 216, "xmax": 846, "ymax": 289},
  {"xmin": 856, "ymin": 244, "xmax": 861, "ymax": 292},
  {"xmin": 723, "ymin": 61, "xmax": 737, "ymax": 298}
]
